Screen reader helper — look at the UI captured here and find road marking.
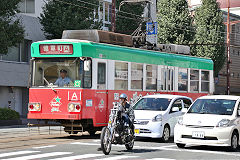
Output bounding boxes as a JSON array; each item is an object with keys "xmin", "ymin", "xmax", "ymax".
[
  {"xmin": 93, "ymin": 140, "xmax": 101, "ymax": 142},
  {"xmin": 71, "ymin": 142, "xmax": 240, "ymax": 157},
  {"xmin": 146, "ymin": 158, "xmax": 175, "ymax": 160},
  {"xmin": 33, "ymin": 145, "xmax": 56, "ymax": 149},
  {"xmin": 95, "ymin": 155, "xmax": 139, "ymax": 160},
  {"xmin": 0, "ymin": 151, "xmax": 40, "ymax": 158},
  {"xmin": 1, "ymin": 152, "xmax": 72, "ymax": 160},
  {"xmin": 159, "ymin": 145, "xmax": 176, "ymax": 148},
  {"xmin": 71, "ymin": 142, "xmax": 100, "ymax": 146},
  {"xmin": 49, "ymin": 154, "xmax": 103, "ymax": 160}
]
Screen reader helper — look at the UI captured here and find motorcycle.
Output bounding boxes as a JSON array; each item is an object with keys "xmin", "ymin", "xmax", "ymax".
[{"xmin": 100, "ymin": 102, "xmax": 135, "ymax": 155}]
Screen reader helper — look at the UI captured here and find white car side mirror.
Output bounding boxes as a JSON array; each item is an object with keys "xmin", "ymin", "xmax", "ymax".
[
  {"xmin": 172, "ymin": 107, "xmax": 179, "ymax": 112},
  {"xmin": 182, "ymin": 108, "xmax": 188, "ymax": 113},
  {"xmin": 238, "ymin": 110, "xmax": 240, "ymax": 116}
]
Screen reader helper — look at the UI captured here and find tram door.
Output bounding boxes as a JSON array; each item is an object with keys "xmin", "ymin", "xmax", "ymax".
[
  {"xmin": 160, "ymin": 66, "xmax": 174, "ymax": 92},
  {"xmin": 96, "ymin": 61, "xmax": 108, "ymax": 123}
]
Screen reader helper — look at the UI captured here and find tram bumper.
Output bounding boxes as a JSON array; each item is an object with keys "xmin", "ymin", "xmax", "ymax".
[{"xmin": 27, "ymin": 113, "xmax": 81, "ymax": 120}]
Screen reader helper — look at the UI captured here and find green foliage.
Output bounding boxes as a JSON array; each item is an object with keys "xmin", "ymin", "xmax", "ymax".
[
  {"xmin": 0, "ymin": 108, "xmax": 20, "ymax": 120},
  {"xmin": 116, "ymin": 0, "xmax": 144, "ymax": 35},
  {"xmin": 192, "ymin": 0, "xmax": 225, "ymax": 76},
  {"xmin": 157, "ymin": 0, "xmax": 193, "ymax": 44},
  {"xmin": 0, "ymin": 0, "xmax": 24, "ymax": 54},
  {"xmin": 39, "ymin": 0, "xmax": 102, "ymax": 39}
]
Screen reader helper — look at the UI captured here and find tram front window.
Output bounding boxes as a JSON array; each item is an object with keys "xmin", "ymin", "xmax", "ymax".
[{"xmin": 32, "ymin": 58, "xmax": 92, "ymax": 88}]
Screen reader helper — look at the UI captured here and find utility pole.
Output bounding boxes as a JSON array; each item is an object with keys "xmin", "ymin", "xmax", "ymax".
[
  {"xmin": 226, "ymin": 0, "xmax": 230, "ymax": 95},
  {"xmin": 111, "ymin": 0, "xmax": 116, "ymax": 32}
]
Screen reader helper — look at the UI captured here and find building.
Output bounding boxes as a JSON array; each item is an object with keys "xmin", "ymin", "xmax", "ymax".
[
  {"xmin": 0, "ymin": 0, "xmax": 115, "ymax": 118},
  {"xmin": 188, "ymin": 0, "xmax": 240, "ymax": 95},
  {"xmin": 0, "ymin": 0, "xmax": 45, "ymax": 117}
]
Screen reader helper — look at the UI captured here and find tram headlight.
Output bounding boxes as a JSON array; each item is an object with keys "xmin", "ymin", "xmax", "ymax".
[
  {"xmin": 28, "ymin": 103, "xmax": 41, "ymax": 111},
  {"xmin": 68, "ymin": 103, "xmax": 81, "ymax": 112}
]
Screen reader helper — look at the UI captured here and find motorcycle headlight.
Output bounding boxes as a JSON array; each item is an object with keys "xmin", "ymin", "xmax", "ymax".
[
  {"xmin": 152, "ymin": 114, "xmax": 162, "ymax": 122},
  {"xmin": 177, "ymin": 116, "xmax": 183, "ymax": 125},
  {"xmin": 217, "ymin": 119, "xmax": 231, "ymax": 127}
]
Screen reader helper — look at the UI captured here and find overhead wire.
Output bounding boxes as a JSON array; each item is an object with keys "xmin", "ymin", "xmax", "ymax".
[{"xmin": 48, "ymin": 0, "xmax": 240, "ymax": 45}]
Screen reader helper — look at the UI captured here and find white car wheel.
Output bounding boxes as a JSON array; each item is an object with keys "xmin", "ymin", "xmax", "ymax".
[{"xmin": 162, "ymin": 126, "xmax": 170, "ymax": 142}]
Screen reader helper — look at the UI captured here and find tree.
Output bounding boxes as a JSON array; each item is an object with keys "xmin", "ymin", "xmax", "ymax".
[
  {"xmin": 192, "ymin": 0, "xmax": 225, "ymax": 76},
  {"xmin": 115, "ymin": 0, "xmax": 145, "ymax": 35},
  {"xmin": 0, "ymin": 0, "xmax": 24, "ymax": 54},
  {"xmin": 156, "ymin": 0, "xmax": 193, "ymax": 44},
  {"xmin": 39, "ymin": 0, "xmax": 101, "ymax": 39}
]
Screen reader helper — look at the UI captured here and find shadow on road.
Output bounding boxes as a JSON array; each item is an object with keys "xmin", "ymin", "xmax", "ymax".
[{"xmin": 135, "ymin": 137, "xmax": 174, "ymax": 143}]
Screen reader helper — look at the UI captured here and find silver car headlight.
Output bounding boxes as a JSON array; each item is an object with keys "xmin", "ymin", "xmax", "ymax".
[
  {"xmin": 152, "ymin": 114, "xmax": 162, "ymax": 122},
  {"xmin": 217, "ymin": 119, "xmax": 231, "ymax": 127}
]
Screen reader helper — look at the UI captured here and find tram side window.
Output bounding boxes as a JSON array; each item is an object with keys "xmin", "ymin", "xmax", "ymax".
[
  {"xmin": 146, "ymin": 65, "xmax": 157, "ymax": 90},
  {"xmin": 201, "ymin": 71, "xmax": 209, "ymax": 92},
  {"xmin": 97, "ymin": 63, "xmax": 106, "ymax": 89},
  {"xmin": 190, "ymin": 69, "xmax": 199, "ymax": 92},
  {"xmin": 82, "ymin": 60, "xmax": 92, "ymax": 88},
  {"xmin": 131, "ymin": 63, "xmax": 143, "ymax": 90},
  {"xmin": 161, "ymin": 68, "xmax": 167, "ymax": 90},
  {"xmin": 178, "ymin": 68, "xmax": 188, "ymax": 91},
  {"xmin": 115, "ymin": 62, "xmax": 128, "ymax": 90}
]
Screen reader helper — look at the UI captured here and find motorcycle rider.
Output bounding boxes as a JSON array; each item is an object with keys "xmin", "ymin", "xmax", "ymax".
[{"xmin": 119, "ymin": 93, "xmax": 135, "ymax": 132}]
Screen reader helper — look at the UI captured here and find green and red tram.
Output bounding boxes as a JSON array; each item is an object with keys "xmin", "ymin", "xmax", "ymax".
[{"xmin": 28, "ymin": 38, "xmax": 214, "ymax": 134}]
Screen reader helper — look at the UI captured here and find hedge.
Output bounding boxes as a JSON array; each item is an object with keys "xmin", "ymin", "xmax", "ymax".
[{"xmin": 0, "ymin": 108, "xmax": 20, "ymax": 120}]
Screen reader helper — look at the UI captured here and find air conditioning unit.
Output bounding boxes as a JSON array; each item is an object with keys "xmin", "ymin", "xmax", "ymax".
[{"xmin": 156, "ymin": 44, "xmax": 190, "ymax": 55}]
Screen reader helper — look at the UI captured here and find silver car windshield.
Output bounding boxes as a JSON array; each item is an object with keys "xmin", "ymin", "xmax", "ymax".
[
  {"xmin": 188, "ymin": 99, "xmax": 236, "ymax": 115},
  {"xmin": 133, "ymin": 98, "xmax": 171, "ymax": 111}
]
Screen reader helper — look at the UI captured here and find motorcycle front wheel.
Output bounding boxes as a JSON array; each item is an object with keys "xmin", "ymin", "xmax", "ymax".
[
  {"xmin": 125, "ymin": 128, "xmax": 134, "ymax": 150},
  {"xmin": 100, "ymin": 127, "xmax": 112, "ymax": 155}
]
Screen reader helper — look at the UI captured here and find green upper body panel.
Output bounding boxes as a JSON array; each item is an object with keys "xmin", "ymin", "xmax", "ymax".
[{"xmin": 31, "ymin": 39, "xmax": 213, "ymax": 70}]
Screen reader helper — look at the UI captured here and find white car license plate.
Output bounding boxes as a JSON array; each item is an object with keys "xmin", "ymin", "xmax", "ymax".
[
  {"xmin": 134, "ymin": 129, "xmax": 140, "ymax": 134},
  {"xmin": 192, "ymin": 131, "xmax": 205, "ymax": 138}
]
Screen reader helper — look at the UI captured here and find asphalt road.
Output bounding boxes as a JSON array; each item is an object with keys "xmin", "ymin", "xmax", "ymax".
[{"xmin": 0, "ymin": 126, "xmax": 240, "ymax": 160}]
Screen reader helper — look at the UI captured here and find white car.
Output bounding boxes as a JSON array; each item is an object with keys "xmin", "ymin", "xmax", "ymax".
[
  {"xmin": 174, "ymin": 95, "xmax": 240, "ymax": 151},
  {"xmin": 133, "ymin": 94, "xmax": 192, "ymax": 142}
]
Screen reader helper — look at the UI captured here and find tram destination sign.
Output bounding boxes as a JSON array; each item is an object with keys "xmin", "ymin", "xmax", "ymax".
[{"xmin": 39, "ymin": 44, "xmax": 73, "ymax": 55}]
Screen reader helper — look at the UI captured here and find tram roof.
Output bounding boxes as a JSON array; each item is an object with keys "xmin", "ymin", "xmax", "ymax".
[{"xmin": 31, "ymin": 39, "xmax": 213, "ymax": 70}]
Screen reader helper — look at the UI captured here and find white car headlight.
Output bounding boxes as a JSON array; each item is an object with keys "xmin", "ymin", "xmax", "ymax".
[
  {"xmin": 152, "ymin": 114, "xmax": 162, "ymax": 122},
  {"xmin": 217, "ymin": 119, "xmax": 231, "ymax": 127},
  {"xmin": 177, "ymin": 116, "xmax": 183, "ymax": 125}
]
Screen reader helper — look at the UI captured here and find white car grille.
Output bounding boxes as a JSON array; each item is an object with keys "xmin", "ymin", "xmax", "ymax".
[
  {"xmin": 134, "ymin": 120, "xmax": 149, "ymax": 125},
  {"xmin": 185, "ymin": 125, "xmax": 214, "ymax": 129}
]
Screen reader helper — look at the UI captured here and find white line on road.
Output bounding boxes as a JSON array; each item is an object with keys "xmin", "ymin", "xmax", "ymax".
[
  {"xmin": 0, "ymin": 151, "xmax": 40, "ymax": 158},
  {"xmin": 71, "ymin": 142, "xmax": 100, "ymax": 146},
  {"xmin": 71, "ymin": 142, "xmax": 240, "ymax": 157},
  {"xmin": 32, "ymin": 145, "xmax": 56, "ymax": 149},
  {"xmin": 95, "ymin": 155, "xmax": 139, "ymax": 160},
  {"xmin": 49, "ymin": 154, "xmax": 103, "ymax": 160},
  {"xmin": 146, "ymin": 158, "xmax": 176, "ymax": 160},
  {"xmin": 1, "ymin": 152, "xmax": 72, "ymax": 160},
  {"xmin": 159, "ymin": 145, "xmax": 176, "ymax": 148}
]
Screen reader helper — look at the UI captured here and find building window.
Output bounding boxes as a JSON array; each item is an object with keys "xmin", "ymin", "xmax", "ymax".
[
  {"xmin": 146, "ymin": 64, "xmax": 157, "ymax": 90},
  {"xmin": 201, "ymin": 71, "xmax": 209, "ymax": 92},
  {"xmin": 178, "ymin": 68, "xmax": 188, "ymax": 91},
  {"xmin": 18, "ymin": 0, "xmax": 35, "ymax": 14},
  {"xmin": 115, "ymin": 62, "xmax": 128, "ymax": 90},
  {"xmin": 131, "ymin": 63, "xmax": 143, "ymax": 90},
  {"xmin": 190, "ymin": 69, "xmax": 199, "ymax": 92}
]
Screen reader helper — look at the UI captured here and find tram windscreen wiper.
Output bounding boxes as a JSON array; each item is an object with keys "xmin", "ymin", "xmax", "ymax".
[{"xmin": 43, "ymin": 77, "xmax": 57, "ymax": 92}]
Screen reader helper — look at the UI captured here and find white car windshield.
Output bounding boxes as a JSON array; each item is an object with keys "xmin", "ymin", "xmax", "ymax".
[
  {"xmin": 188, "ymin": 99, "xmax": 236, "ymax": 115},
  {"xmin": 134, "ymin": 98, "xmax": 171, "ymax": 111}
]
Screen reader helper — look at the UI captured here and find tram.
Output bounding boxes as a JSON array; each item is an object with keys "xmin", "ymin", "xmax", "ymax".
[{"xmin": 28, "ymin": 31, "xmax": 214, "ymax": 134}]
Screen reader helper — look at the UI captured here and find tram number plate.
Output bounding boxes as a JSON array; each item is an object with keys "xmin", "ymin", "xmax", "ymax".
[
  {"xmin": 192, "ymin": 131, "xmax": 205, "ymax": 138},
  {"xmin": 134, "ymin": 129, "xmax": 140, "ymax": 134}
]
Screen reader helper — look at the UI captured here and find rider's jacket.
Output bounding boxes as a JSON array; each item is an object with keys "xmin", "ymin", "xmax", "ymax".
[{"xmin": 121, "ymin": 102, "xmax": 135, "ymax": 122}]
